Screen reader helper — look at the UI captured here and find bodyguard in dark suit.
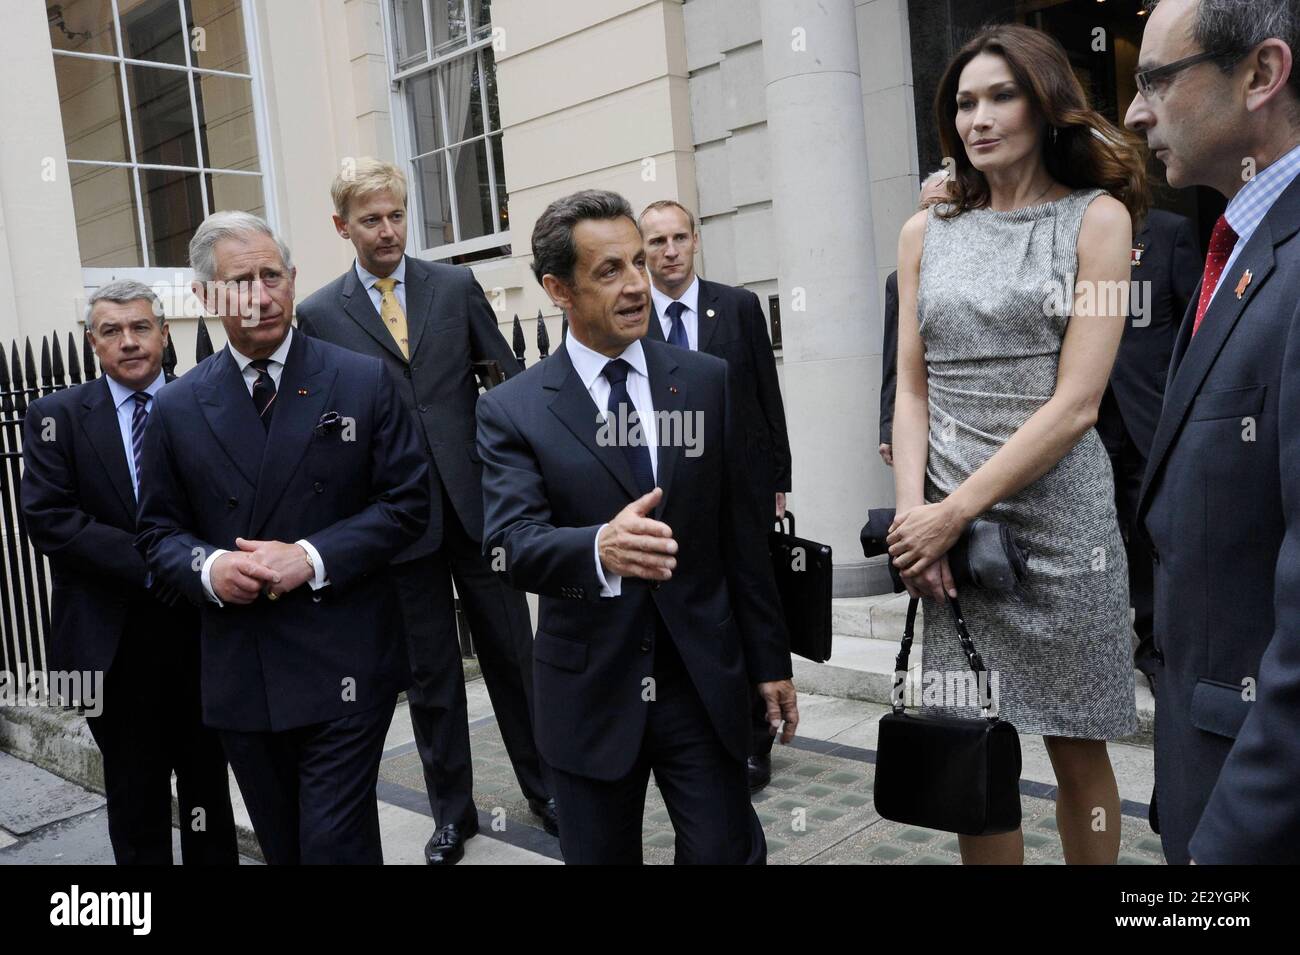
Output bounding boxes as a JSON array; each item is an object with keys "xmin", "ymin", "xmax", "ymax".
[
  {"xmin": 295, "ymin": 160, "xmax": 554, "ymax": 863},
  {"xmin": 477, "ymin": 190, "xmax": 799, "ymax": 864},
  {"xmin": 1126, "ymin": 0, "xmax": 1300, "ymax": 863},
  {"xmin": 21, "ymin": 280, "xmax": 236, "ymax": 865},
  {"xmin": 136, "ymin": 212, "xmax": 430, "ymax": 865},
  {"xmin": 638, "ymin": 199, "xmax": 793, "ymax": 792},
  {"xmin": 1095, "ymin": 208, "xmax": 1199, "ymax": 683}
]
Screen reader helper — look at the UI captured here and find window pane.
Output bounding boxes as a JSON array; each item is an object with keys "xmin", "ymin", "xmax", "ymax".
[
  {"xmin": 206, "ymin": 172, "xmax": 264, "ymax": 218},
  {"xmin": 127, "ymin": 63, "xmax": 199, "ymax": 167},
  {"xmin": 430, "ymin": 0, "xmax": 467, "ymax": 57},
  {"xmin": 407, "ymin": 71, "xmax": 444, "ymax": 155},
  {"xmin": 70, "ymin": 165, "xmax": 142, "ymax": 267},
  {"xmin": 141, "ymin": 167, "xmax": 204, "ymax": 266},
  {"xmin": 442, "ymin": 52, "xmax": 483, "ymax": 147},
  {"xmin": 54, "ymin": 54, "xmax": 130, "ymax": 163},
  {"xmin": 187, "ymin": 0, "xmax": 250, "ymax": 73},
  {"xmin": 392, "ymin": 0, "xmax": 427, "ymax": 67},
  {"xmin": 120, "ymin": 0, "xmax": 187, "ymax": 66},
  {"xmin": 490, "ymin": 132, "xmax": 508, "ymax": 231},
  {"xmin": 482, "ymin": 45, "xmax": 499, "ymax": 131},
  {"xmin": 413, "ymin": 154, "xmax": 453, "ymax": 248},
  {"xmin": 471, "ymin": 0, "xmax": 492, "ymax": 40},
  {"xmin": 47, "ymin": 0, "xmax": 118, "ymax": 56},
  {"xmin": 450, "ymin": 140, "xmax": 492, "ymax": 242},
  {"xmin": 195, "ymin": 73, "xmax": 259, "ymax": 171}
]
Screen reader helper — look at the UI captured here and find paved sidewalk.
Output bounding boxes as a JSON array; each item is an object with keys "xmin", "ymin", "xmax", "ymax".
[{"xmin": 1, "ymin": 677, "xmax": 1165, "ymax": 865}]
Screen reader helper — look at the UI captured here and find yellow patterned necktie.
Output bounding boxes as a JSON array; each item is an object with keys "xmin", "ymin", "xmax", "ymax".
[{"xmin": 372, "ymin": 276, "xmax": 410, "ymax": 359}]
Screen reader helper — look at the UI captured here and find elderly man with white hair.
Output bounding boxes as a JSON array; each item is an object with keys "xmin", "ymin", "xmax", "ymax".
[
  {"xmin": 135, "ymin": 211, "xmax": 431, "ymax": 864},
  {"xmin": 21, "ymin": 279, "xmax": 238, "ymax": 865}
]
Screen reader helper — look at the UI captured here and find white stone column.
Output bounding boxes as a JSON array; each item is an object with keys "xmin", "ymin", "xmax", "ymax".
[{"xmin": 761, "ymin": 0, "xmax": 889, "ymax": 593}]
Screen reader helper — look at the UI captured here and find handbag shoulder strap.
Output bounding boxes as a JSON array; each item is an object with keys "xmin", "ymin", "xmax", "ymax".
[{"xmin": 891, "ymin": 595, "xmax": 995, "ymax": 719}]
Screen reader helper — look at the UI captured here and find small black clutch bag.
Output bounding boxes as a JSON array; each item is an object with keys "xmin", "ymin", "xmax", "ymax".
[
  {"xmin": 872, "ymin": 596, "xmax": 1023, "ymax": 835},
  {"xmin": 860, "ymin": 506, "xmax": 1026, "ymax": 836}
]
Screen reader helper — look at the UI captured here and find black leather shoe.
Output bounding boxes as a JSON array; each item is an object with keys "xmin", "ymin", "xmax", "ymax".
[
  {"xmin": 747, "ymin": 753, "xmax": 772, "ymax": 794},
  {"xmin": 424, "ymin": 818, "xmax": 479, "ymax": 866},
  {"xmin": 528, "ymin": 797, "xmax": 560, "ymax": 837}
]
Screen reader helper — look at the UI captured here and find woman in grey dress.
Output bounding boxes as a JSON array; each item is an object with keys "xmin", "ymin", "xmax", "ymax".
[{"xmin": 887, "ymin": 24, "xmax": 1149, "ymax": 865}]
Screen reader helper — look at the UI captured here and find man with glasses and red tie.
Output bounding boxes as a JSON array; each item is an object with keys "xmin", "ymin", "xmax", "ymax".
[{"xmin": 1125, "ymin": 0, "xmax": 1300, "ymax": 864}]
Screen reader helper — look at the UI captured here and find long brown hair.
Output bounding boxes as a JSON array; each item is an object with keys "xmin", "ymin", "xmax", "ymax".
[{"xmin": 933, "ymin": 23, "xmax": 1149, "ymax": 223}]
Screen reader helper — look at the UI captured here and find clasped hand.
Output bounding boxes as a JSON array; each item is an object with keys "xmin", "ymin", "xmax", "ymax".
[
  {"xmin": 210, "ymin": 538, "xmax": 314, "ymax": 604},
  {"xmin": 886, "ymin": 502, "xmax": 966, "ymax": 602}
]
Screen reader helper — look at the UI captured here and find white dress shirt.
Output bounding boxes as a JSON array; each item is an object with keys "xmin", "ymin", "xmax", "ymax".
[
  {"xmin": 650, "ymin": 275, "xmax": 700, "ymax": 351},
  {"xmin": 104, "ymin": 368, "xmax": 166, "ymax": 500},
  {"xmin": 564, "ymin": 332, "xmax": 658, "ymax": 598},
  {"xmin": 356, "ymin": 256, "xmax": 407, "ymax": 317},
  {"xmin": 199, "ymin": 328, "xmax": 329, "ymax": 605}
]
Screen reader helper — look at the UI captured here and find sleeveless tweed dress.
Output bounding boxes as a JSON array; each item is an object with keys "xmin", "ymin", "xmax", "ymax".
[{"xmin": 914, "ymin": 188, "xmax": 1138, "ymax": 740}]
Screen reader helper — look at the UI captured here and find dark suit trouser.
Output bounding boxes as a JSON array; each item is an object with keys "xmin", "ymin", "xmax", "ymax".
[
  {"xmin": 1097, "ymin": 393, "xmax": 1156, "ymax": 676},
  {"xmin": 394, "ymin": 490, "xmax": 547, "ymax": 828},
  {"xmin": 551, "ymin": 624, "xmax": 765, "ymax": 865},
  {"xmin": 219, "ymin": 701, "xmax": 394, "ymax": 865},
  {"xmin": 85, "ymin": 603, "xmax": 237, "ymax": 866}
]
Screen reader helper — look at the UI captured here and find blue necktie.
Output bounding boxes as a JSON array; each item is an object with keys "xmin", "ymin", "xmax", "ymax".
[
  {"xmin": 130, "ymin": 392, "xmax": 149, "ymax": 499},
  {"xmin": 601, "ymin": 359, "xmax": 655, "ymax": 496},
  {"xmin": 665, "ymin": 301, "xmax": 690, "ymax": 349}
]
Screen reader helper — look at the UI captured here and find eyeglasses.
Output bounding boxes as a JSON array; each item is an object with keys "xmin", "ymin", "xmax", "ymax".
[{"xmin": 1134, "ymin": 49, "xmax": 1239, "ymax": 98}]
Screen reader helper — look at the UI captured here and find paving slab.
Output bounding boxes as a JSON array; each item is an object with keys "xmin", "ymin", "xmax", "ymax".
[{"xmin": 0, "ymin": 750, "xmax": 104, "ymax": 835}]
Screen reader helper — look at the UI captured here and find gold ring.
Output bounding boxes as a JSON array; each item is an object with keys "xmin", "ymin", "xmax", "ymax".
[{"xmin": 267, "ymin": 591, "xmax": 280, "ymax": 601}]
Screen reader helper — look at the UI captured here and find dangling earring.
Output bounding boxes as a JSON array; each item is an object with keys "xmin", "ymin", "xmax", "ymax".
[{"xmin": 1050, "ymin": 126, "xmax": 1059, "ymax": 145}]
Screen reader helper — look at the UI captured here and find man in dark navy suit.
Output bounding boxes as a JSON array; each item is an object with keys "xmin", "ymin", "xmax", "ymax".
[
  {"xmin": 21, "ymin": 280, "xmax": 237, "ymax": 866},
  {"xmin": 638, "ymin": 199, "xmax": 792, "ymax": 792},
  {"xmin": 1095, "ymin": 207, "xmax": 1200, "ymax": 685},
  {"xmin": 1127, "ymin": 0, "xmax": 1300, "ymax": 863},
  {"xmin": 477, "ymin": 190, "xmax": 799, "ymax": 863},
  {"xmin": 296, "ymin": 159, "xmax": 553, "ymax": 864},
  {"xmin": 136, "ymin": 212, "xmax": 430, "ymax": 864}
]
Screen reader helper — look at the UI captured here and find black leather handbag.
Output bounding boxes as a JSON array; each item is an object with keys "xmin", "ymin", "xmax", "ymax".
[
  {"xmin": 860, "ymin": 506, "xmax": 1026, "ymax": 836},
  {"xmin": 872, "ymin": 596, "xmax": 1022, "ymax": 835}
]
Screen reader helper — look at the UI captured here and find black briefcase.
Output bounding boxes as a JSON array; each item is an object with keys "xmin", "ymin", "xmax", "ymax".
[
  {"xmin": 768, "ymin": 511, "xmax": 833, "ymax": 664},
  {"xmin": 872, "ymin": 596, "xmax": 1022, "ymax": 835}
]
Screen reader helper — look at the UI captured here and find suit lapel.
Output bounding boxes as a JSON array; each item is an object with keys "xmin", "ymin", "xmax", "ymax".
[
  {"xmin": 79, "ymin": 378, "xmax": 137, "ymax": 520},
  {"xmin": 340, "ymin": 265, "xmax": 408, "ymax": 363},
  {"xmin": 195, "ymin": 348, "xmax": 266, "ymax": 489},
  {"xmin": 696, "ymin": 280, "xmax": 722, "ymax": 353},
  {"xmin": 641, "ymin": 340, "xmax": 687, "ymax": 520},
  {"xmin": 402, "ymin": 256, "xmax": 433, "ymax": 360},
  {"xmin": 1138, "ymin": 217, "xmax": 1283, "ymax": 517},
  {"xmin": 249, "ymin": 333, "xmax": 336, "ymax": 537},
  {"xmin": 545, "ymin": 346, "xmax": 641, "ymax": 500}
]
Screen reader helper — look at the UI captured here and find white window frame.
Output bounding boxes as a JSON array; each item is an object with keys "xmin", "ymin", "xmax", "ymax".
[
  {"xmin": 54, "ymin": 0, "xmax": 278, "ymax": 287},
  {"xmin": 379, "ymin": 0, "xmax": 510, "ymax": 263}
]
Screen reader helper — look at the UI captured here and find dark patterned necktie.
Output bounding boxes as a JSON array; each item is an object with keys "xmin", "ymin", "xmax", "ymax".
[
  {"xmin": 665, "ymin": 300, "xmax": 690, "ymax": 349},
  {"xmin": 601, "ymin": 358, "xmax": 655, "ymax": 496},
  {"xmin": 250, "ymin": 358, "xmax": 277, "ymax": 429},
  {"xmin": 130, "ymin": 392, "xmax": 149, "ymax": 498}
]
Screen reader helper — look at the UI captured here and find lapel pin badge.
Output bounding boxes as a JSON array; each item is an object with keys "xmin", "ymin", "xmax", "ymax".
[
  {"xmin": 669, "ymin": 385, "xmax": 679, "ymax": 394},
  {"xmin": 1131, "ymin": 246, "xmax": 1144, "ymax": 268},
  {"xmin": 1235, "ymin": 269, "xmax": 1253, "ymax": 300},
  {"xmin": 706, "ymin": 309, "xmax": 715, "ymax": 318},
  {"xmin": 297, "ymin": 388, "xmax": 308, "ymax": 396}
]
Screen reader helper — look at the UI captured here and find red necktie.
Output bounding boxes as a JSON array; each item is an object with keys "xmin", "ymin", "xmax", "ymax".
[{"xmin": 1191, "ymin": 215, "xmax": 1239, "ymax": 337}]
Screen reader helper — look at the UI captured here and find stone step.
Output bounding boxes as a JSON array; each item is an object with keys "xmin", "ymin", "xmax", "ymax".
[{"xmin": 800, "ymin": 596, "xmax": 1155, "ymax": 746}]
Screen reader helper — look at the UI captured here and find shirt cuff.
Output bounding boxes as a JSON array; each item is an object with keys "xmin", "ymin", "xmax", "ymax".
[
  {"xmin": 296, "ymin": 539, "xmax": 329, "ymax": 590},
  {"xmin": 594, "ymin": 523, "xmax": 621, "ymax": 597},
  {"xmin": 201, "ymin": 549, "xmax": 228, "ymax": 607}
]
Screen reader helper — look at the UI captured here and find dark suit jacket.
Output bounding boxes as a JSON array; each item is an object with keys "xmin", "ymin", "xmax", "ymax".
[
  {"xmin": 476, "ymin": 338, "xmax": 792, "ymax": 780},
  {"xmin": 135, "ymin": 332, "xmax": 430, "ymax": 732},
  {"xmin": 1137, "ymin": 175, "xmax": 1300, "ymax": 864},
  {"xmin": 1101, "ymin": 209, "xmax": 1201, "ymax": 459},
  {"xmin": 646, "ymin": 278, "xmax": 792, "ymax": 498},
  {"xmin": 20, "ymin": 374, "xmax": 189, "ymax": 676},
  {"xmin": 296, "ymin": 256, "xmax": 521, "ymax": 558},
  {"xmin": 880, "ymin": 271, "xmax": 899, "ymax": 446}
]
